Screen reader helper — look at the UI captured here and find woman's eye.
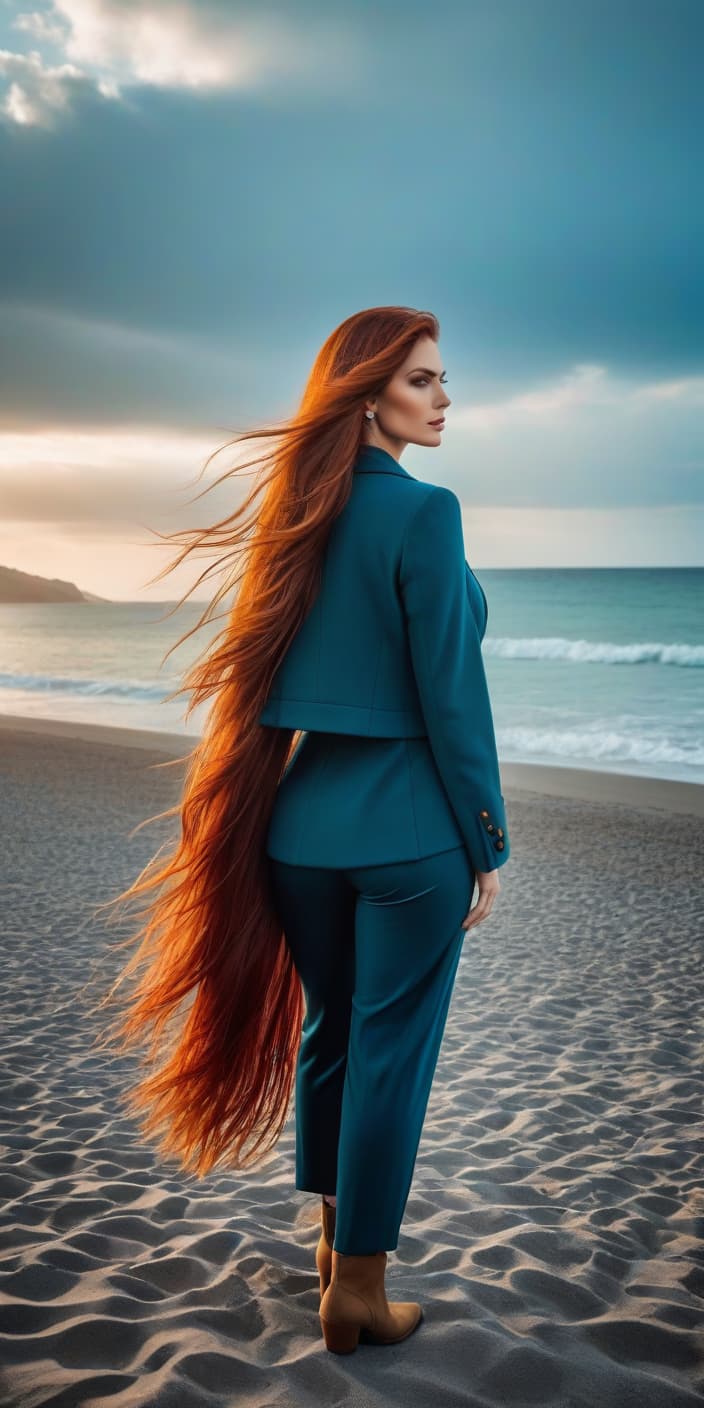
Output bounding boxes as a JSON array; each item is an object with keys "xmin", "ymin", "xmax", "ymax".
[{"xmin": 412, "ymin": 377, "xmax": 448, "ymax": 387}]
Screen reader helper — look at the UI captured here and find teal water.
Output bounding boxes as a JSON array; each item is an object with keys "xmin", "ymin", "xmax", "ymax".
[{"xmin": 1, "ymin": 568, "xmax": 702, "ymax": 783}]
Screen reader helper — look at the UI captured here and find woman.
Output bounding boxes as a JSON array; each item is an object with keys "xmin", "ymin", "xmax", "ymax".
[{"xmin": 92, "ymin": 305, "xmax": 510, "ymax": 1356}]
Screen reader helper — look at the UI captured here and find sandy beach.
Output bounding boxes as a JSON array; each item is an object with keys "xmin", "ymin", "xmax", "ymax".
[{"xmin": 1, "ymin": 710, "xmax": 703, "ymax": 1408}]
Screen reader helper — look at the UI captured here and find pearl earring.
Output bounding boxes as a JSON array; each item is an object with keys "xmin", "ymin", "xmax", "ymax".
[{"xmin": 365, "ymin": 410, "xmax": 375, "ymax": 420}]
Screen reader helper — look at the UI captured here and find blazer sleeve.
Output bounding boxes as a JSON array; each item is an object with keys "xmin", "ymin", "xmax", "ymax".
[{"xmin": 399, "ymin": 486, "xmax": 510, "ymax": 873}]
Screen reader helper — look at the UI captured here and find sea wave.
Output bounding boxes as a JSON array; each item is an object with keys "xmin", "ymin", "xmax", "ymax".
[
  {"xmin": 0, "ymin": 671, "xmax": 172, "ymax": 701},
  {"xmin": 498, "ymin": 725, "xmax": 704, "ymax": 767},
  {"xmin": 483, "ymin": 637, "xmax": 704, "ymax": 665}
]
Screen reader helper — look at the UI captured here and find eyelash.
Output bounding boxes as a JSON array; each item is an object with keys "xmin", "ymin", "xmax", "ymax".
[{"xmin": 412, "ymin": 377, "xmax": 448, "ymax": 386}]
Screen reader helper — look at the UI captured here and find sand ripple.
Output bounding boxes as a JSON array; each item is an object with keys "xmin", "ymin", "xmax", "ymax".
[{"xmin": 1, "ymin": 730, "xmax": 703, "ymax": 1406}]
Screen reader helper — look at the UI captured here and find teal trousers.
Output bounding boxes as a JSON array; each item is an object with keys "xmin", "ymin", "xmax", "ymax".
[{"xmin": 266, "ymin": 844, "xmax": 473, "ymax": 1254}]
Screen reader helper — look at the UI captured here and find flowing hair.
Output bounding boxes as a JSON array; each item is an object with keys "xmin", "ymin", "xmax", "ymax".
[{"xmin": 89, "ymin": 305, "xmax": 440, "ymax": 1177}]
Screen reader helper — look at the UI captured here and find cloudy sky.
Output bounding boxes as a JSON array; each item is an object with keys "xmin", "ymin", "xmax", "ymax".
[{"xmin": 0, "ymin": 0, "xmax": 701, "ymax": 600}]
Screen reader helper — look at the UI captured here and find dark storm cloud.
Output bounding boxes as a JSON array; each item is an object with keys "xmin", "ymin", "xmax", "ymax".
[{"xmin": 0, "ymin": 0, "xmax": 700, "ymax": 420}]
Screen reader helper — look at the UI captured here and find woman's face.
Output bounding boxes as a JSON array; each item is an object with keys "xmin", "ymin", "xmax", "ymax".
[{"xmin": 365, "ymin": 335, "xmax": 452, "ymax": 454}]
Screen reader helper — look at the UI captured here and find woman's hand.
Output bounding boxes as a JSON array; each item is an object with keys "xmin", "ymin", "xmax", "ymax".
[{"xmin": 461, "ymin": 868, "xmax": 500, "ymax": 931}]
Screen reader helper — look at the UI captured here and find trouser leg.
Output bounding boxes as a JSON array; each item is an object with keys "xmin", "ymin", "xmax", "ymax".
[
  {"xmin": 266, "ymin": 858, "xmax": 356, "ymax": 1194},
  {"xmin": 334, "ymin": 845, "xmax": 473, "ymax": 1255}
]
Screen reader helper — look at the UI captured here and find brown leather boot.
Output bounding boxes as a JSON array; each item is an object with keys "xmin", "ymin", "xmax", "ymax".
[
  {"xmin": 319, "ymin": 1248, "xmax": 423, "ymax": 1354},
  {"xmin": 315, "ymin": 1196, "xmax": 336, "ymax": 1298}
]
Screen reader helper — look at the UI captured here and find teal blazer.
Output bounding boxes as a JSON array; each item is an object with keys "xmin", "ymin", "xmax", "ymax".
[{"xmin": 259, "ymin": 443, "xmax": 509, "ymax": 873}]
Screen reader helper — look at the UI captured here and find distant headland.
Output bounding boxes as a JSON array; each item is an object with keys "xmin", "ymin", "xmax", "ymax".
[{"xmin": 0, "ymin": 564, "xmax": 110, "ymax": 604}]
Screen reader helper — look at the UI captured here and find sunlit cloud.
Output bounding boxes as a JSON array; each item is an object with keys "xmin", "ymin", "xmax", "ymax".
[
  {"xmin": 0, "ymin": 424, "xmax": 255, "ymax": 525},
  {"xmin": 0, "ymin": 357, "xmax": 702, "ymax": 547},
  {"xmin": 0, "ymin": 349, "xmax": 701, "ymax": 597},
  {"xmin": 633, "ymin": 375, "xmax": 704, "ymax": 404},
  {"xmin": 454, "ymin": 364, "xmax": 704, "ymax": 433},
  {"xmin": 0, "ymin": 47, "xmax": 88, "ymax": 124},
  {"xmin": 14, "ymin": 9, "xmax": 67, "ymax": 46},
  {"xmin": 1, "ymin": 0, "xmax": 366, "ymax": 126}
]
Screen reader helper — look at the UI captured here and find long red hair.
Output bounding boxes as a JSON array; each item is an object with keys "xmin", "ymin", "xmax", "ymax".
[{"xmin": 90, "ymin": 305, "xmax": 440, "ymax": 1177}]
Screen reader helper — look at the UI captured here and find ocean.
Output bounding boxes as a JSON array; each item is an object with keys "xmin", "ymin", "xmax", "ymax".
[{"xmin": 1, "ymin": 567, "xmax": 702, "ymax": 784}]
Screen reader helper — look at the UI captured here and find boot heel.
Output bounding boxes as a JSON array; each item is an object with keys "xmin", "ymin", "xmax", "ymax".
[{"xmin": 319, "ymin": 1315, "xmax": 361, "ymax": 1354}]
